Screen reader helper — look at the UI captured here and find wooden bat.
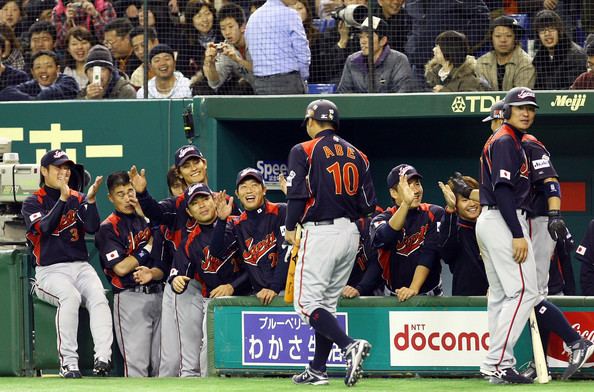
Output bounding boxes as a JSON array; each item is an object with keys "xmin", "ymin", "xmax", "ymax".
[
  {"xmin": 283, "ymin": 224, "xmax": 302, "ymax": 303},
  {"xmin": 529, "ymin": 309, "xmax": 550, "ymax": 384}
]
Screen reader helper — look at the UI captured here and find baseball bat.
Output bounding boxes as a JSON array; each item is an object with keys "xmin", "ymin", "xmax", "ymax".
[
  {"xmin": 529, "ymin": 309, "xmax": 550, "ymax": 384},
  {"xmin": 283, "ymin": 225, "xmax": 302, "ymax": 304}
]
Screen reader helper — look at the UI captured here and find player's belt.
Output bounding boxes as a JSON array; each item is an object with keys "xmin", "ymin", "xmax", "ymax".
[
  {"xmin": 309, "ymin": 217, "xmax": 355, "ymax": 226},
  {"xmin": 483, "ymin": 205, "xmax": 528, "ymax": 216},
  {"xmin": 125, "ymin": 283, "xmax": 163, "ymax": 294}
]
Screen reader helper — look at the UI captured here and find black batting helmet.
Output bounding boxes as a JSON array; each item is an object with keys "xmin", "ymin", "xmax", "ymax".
[
  {"xmin": 302, "ymin": 99, "xmax": 340, "ymax": 129},
  {"xmin": 503, "ymin": 87, "xmax": 538, "ymax": 119}
]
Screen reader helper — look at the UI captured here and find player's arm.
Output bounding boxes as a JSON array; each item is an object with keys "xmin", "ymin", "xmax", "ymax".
[
  {"xmin": 357, "ymin": 150, "xmax": 377, "ymax": 215},
  {"xmin": 438, "ymin": 209, "xmax": 460, "ymax": 268},
  {"xmin": 397, "ymin": 265, "xmax": 430, "ymax": 302},
  {"xmin": 388, "ymin": 174, "xmax": 414, "ymax": 231},
  {"xmin": 170, "ymin": 241, "xmax": 196, "ymax": 293},
  {"xmin": 95, "ymin": 225, "xmax": 141, "ymax": 277},
  {"xmin": 79, "ymin": 175, "xmax": 103, "ymax": 233},
  {"xmin": 285, "ymin": 145, "xmax": 309, "ymax": 243},
  {"xmin": 351, "ymin": 256, "xmax": 382, "ymax": 297},
  {"xmin": 22, "ymin": 196, "xmax": 65, "ymax": 235},
  {"xmin": 271, "ymin": 215, "xmax": 289, "ymax": 295},
  {"xmin": 133, "ymin": 265, "xmax": 164, "ymax": 285}
]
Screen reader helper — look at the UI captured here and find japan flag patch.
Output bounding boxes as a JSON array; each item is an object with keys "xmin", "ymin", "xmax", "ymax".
[
  {"xmin": 500, "ymin": 170, "xmax": 511, "ymax": 180},
  {"xmin": 106, "ymin": 250, "xmax": 120, "ymax": 261},
  {"xmin": 29, "ymin": 212, "xmax": 42, "ymax": 222},
  {"xmin": 577, "ymin": 245, "xmax": 587, "ymax": 256}
]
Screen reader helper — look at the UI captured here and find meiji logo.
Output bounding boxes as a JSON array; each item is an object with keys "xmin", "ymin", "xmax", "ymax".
[
  {"xmin": 551, "ymin": 94, "xmax": 586, "ymax": 111},
  {"xmin": 53, "ymin": 150, "xmax": 67, "ymax": 159},
  {"xmin": 517, "ymin": 89, "xmax": 535, "ymax": 99},
  {"xmin": 178, "ymin": 146, "xmax": 195, "ymax": 158},
  {"xmin": 393, "ymin": 323, "xmax": 489, "ymax": 352}
]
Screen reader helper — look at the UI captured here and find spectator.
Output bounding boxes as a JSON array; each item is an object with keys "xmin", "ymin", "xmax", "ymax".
[
  {"xmin": 104, "ymin": 18, "xmax": 141, "ymax": 78},
  {"xmin": 570, "ymin": 35, "xmax": 594, "ymax": 89},
  {"xmin": 405, "ymin": 0, "xmax": 490, "ymax": 90},
  {"xmin": 533, "ymin": 9, "xmax": 587, "ymax": 90},
  {"xmin": 338, "ymin": 17, "xmax": 412, "ymax": 93},
  {"xmin": 63, "ymin": 26, "xmax": 94, "ymax": 89},
  {"xmin": 202, "ymin": 3, "xmax": 254, "ymax": 94},
  {"xmin": 24, "ymin": 21, "xmax": 58, "ymax": 72},
  {"xmin": 22, "ymin": 0, "xmax": 54, "ymax": 28},
  {"xmin": 425, "ymin": 31, "xmax": 490, "ymax": 92},
  {"xmin": 585, "ymin": 0, "xmax": 594, "ymax": 36},
  {"xmin": 245, "ymin": 0, "xmax": 310, "ymax": 94},
  {"xmin": 476, "ymin": 16, "xmax": 535, "ymax": 91},
  {"xmin": 137, "ymin": 43, "xmax": 191, "ymax": 98},
  {"xmin": 177, "ymin": 2, "xmax": 221, "ymax": 81},
  {"xmin": 0, "ymin": 34, "xmax": 28, "ymax": 89},
  {"xmin": 577, "ymin": 218, "xmax": 594, "ymax": 295},
  {"xmin": 138, "ymin": 2, "xmax": 172, "ymax": 45},
  {"xmin": 374, "ymin": 0, "xmax": 410, "ymax": 55},
  {"xmin": 290, "ymin": 0, "xmax": 326, "ymax": 83},
  {"xmin": 129, "ymin": 26, "xmax": 159, "ymax": 89},
  {"xmin": 249, "ymin": 0, "xmax": 266, "ymax": 14},
  {"xmin": 0, "ymin": 23, "xmax": 24, "ymax": 70},
  {"xmin": 0, "ymin": 0, "xmax": 25, "ymax": 37},
  {"xmin": 51, "ymin": 0, "xmax": 116, "ymax": 50},
  {"xmin": 0, "ymin": 50, "xmax": 79, "ymax": 100},
  {"xmin": 78, "ymin": 44, "xmax": 136, "ymax": 99}
]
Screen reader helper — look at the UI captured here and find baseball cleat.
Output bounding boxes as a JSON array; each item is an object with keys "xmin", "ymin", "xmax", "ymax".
[
  {"xmin": 520, "ymin": 361, "xmax": 552, "ymax": 381},
  {"xmin": 93, "ymin": 357, "xmax": 112, "ymax": 376},
  {"xmin": 488, "ymin": 367, "xmax": 533, "ymax": 384},
  {"xmin": 343, "ymin": 339, "xmax": 371, "ymax": 387},
  {"xmin": 292, "ymin": 366, "xmax": 329, "ymax": 385},
  {"xmin": 562, "ymin": 338, "xmax": 594, "ymax": 380},
  {"xmin": 59, "ymin": 364, "xmax": 82, "ymax": 379}
]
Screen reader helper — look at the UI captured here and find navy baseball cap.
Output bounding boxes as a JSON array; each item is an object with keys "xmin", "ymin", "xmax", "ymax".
[
  {"xmin": 40, "ymin": 149, "xmax": 74, "ymax": 167},
  {"xmin": 175, "ymin": 145, "xmax": 204, "ymax": 167},
  {"xmin": 387, "ymin": 164, "xmax": 423, "ymax": 189},
  {"xmin": 482, "ymin": 100, "xmax": 505, "ymax": 122},
  {"xmin": 185, "ymin": 182, "xmax": 212, "ymax": 204},
  {"xmin": 504, "ymin": 87, "xmax": 539, "ymax": 108},
  {"xmin": 236, "ymin": 167, "xmax": 265, "ymax": 189}
]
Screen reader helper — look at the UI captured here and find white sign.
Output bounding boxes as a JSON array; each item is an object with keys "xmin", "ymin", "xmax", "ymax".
[{"xmin": 389, "ymin": 311, "xmax": 489, "ymax": 366}]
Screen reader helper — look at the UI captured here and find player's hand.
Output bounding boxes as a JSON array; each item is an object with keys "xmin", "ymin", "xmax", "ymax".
[
  {"xmin": 172, "ymin": 276, "xmax": 190, "ymax": 293},
  {"xmin": 210, "ymin": 283, "xmax": 234, "ymax": 298},
  {"xmin": 214, "ymin": 190, "xmax": 233, "ymax": 220},
  {"xmin": 449, "ymin": 172, "xmax": 473, "ymax": 199},
  {"xmin": 129, "ymin": 165, "xmax": 147, "ymax": 193},
  {"xmin": 279, "ymin": 173, "xmax": 288, "ymax": 196},
  {"xmin": 86, "ymin": 176, "xmax": 103, "ymax": 204},
  {"xmin": 548, "ymin": 210, "xmax": 575, "ymax": 253},
  {"xmin": 129, "ymin": 194, "xmax": 144, "ymax": 217},
  {"xmin": 397, "ymin": 175, "xmax": 414, "ymax": 206},
  {"xmin": 133, "ymin": 266, "xmax": 153, "ymax": 285},
  {"xmin": 58, "ymin": 172, "xmax": 71, "ymax": 201},
  {"xmin": 396, "ymin": 286, "xmax": 418, "ymax": 302},
  {"xmin": 342, "ymin": 285, "xmax": 360, "ymax": 299},
  {"xmin": 285, "ymin": 229, "xmax": 296, "ymax": 246},
  {"xmin": 512, "ymin": 237, "xmax": 528, "ymax": 263},
  {"xmin": 256, "ymin": 288, "xmax": 277, "ymax": 305},
  {"xmin": 438, "ymin": 181, "xmax": 456, "ymax": 211}
]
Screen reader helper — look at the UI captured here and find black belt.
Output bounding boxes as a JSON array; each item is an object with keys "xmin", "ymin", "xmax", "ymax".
[
  {"xmin": 311, "ymin": 217, "xmax": 355, "ymax": 226},
  {"xmin": 125, "ymin": 283, "xmax": 163, "ymax": 294},
  {"xmin": 255, "ymin": 70, "xmax": 299, "ymax": 79},
  {"xmin": 485, "ymin": 205, "xmax": 528, "ymax": 215}
]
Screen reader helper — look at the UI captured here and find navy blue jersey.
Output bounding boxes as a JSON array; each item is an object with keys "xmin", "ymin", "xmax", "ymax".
[
  {"xmin": 521, "ymin": 133, "xmax": 558, "ymax": 217},
  {"xmin": 359, "ymin": 203, "xmax": 444, "ymax": 295},
  {"xmin": 172, "ymin": 218, "xmax": 249, "ymax": 297},
  {"xmin": 231, "ymin": 200, "xmax": 289, "ymax": 294},
  {"xmin": 95, "ymin": 211, "xmax": 166, "ymax": 293},
  {"xmin": 577, "ymin": 219, "xmax": 594, "ymax": 295},
  {"xmin": 479, "ymin": 124, "xmax": 531, "ymax": 210},
  {"xmin": 285, "ymin": 129, "xmax": 376, "ymax": 225},
  {"xmin": 22, "ymin": 186, "xmax": 99, "ymax": 266},
  {"xmin": 347, "ymin": 213, "xmax": 382, "ymax": 291},
  {"xmin": 439, "ymin": 211, "xmax": 488, "ymax": 296}
]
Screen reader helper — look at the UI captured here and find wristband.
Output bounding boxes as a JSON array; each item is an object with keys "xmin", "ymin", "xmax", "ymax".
[{"xmin": 544, "ymin": 181, "xmax": 561, "ymax": 198}]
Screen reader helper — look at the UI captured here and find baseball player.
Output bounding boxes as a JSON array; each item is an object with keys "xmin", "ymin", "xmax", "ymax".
[
  {"xmin": 438, "ymin": 175, "xmax": 488, "ymax": 296},
  {"xmin": 95, "ymin": 171, "xmax": 166, "ymax": 377},
  {"xmin": 548, "ymin": 241, "xmax": 576, "ymax": 295},
  {"xmin": 230, "ymin": 168, "xmax": 289, "ymax": 304},
  {"xmin": 476, "ymin": 87, "xmax": 540, "ymax": 384},
  {"xmin": 350, "ymin": 165, "xmax": 444, "ymax": 301},
  {"xmin": 577, "ymin": 219, "xmax": 594, "ymax": 295},
  {"xmin": 285, "ymin": 99, "xmax": 377, "ymax": 387},
  {"xmin": 22, "ymin": 149, "xmax": 112, "ymax": 378},
  {"xmin": 482, "ymin": 100, "xmax": 505, "ymax": 133}
]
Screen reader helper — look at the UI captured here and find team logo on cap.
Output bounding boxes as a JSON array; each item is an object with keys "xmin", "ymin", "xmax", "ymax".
[
  {"xmin": 178, "ymin": 146, "xmax": 196, "ymax": 158},
  {"xmin": 187, "ymin": 183, "xmax": 202, "ymax": 195},
  {"xmin": 493, "ymin": 109, "xmax": 503, "ymax": 118},
  {"xmin": 517, "ymin": 89, "xmax": 535, "ymax": 99},
  {"xmin": 53, "ymin": 150, "xmax": 67, "ymax": 159},
  {"xmin": 240, "ymin": 168, "xmax": 259, "ymax": 177},
  {"xmin": 399, "ymin": 165, "xmax": 413, "ymax": 177}
]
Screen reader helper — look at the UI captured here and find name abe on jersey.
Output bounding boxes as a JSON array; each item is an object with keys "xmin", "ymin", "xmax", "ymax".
[{"xmin": 322, "ymin": 142, "xmax": 357, "ymax": 160}]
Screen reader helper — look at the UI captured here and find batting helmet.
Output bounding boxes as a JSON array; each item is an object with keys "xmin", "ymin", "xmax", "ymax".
[
  {"xmin": 482, "ymin": 100, "xmax": 505, "ymax": 122},
  {"xmin": 302, "ymin": 99, "xmax": 340, "ymax": 129},
  {"xmin": 502, "ymin": 87, "xmax": 538, "ymax": 119}
]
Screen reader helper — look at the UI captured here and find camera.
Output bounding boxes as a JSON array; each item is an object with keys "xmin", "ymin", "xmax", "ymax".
[
  {"xmin": 330, "ymin": 4, "xmax": 368, "ymax": 28},
  {"xmin": 214, "ymin": 42, "xmax": 226, "ymax": 52}
]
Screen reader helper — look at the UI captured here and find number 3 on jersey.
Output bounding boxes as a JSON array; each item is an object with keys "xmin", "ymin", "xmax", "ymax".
[{"xmin": 327, "ymin": 162, "xmax": 359, "ymax": 195}]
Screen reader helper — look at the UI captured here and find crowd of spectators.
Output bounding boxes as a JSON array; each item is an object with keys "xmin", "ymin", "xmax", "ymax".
[{"xmin": 0, "ymin": 0, "xmax": 593, "ymax": 98}]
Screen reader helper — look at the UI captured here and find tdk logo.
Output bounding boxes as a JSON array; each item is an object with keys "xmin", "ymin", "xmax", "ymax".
[{"xmin": 551, "ymin": 94, "xmax": 586, "ymax": 111}]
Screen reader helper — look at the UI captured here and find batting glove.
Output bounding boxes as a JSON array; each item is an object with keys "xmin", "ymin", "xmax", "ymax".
[
  {"xmin": 547, "ymin": 210, "xmax": 574, "ymax": 252},
  {"xmin": 449, "ymin": 172, "xmax": 472, "ymax": 199}
]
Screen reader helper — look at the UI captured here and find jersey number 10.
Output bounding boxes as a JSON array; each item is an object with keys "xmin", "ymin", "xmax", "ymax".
[{"xmin": 326, "ymin": 162, "xmax": 359, "ymax": 196}]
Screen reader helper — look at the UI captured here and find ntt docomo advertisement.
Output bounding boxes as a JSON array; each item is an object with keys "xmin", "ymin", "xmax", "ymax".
[{"xmin": 389, "ymin": 311, "xmax": 489, "ymax": 367}]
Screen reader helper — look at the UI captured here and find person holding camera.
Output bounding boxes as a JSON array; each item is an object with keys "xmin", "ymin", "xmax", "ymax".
[
  {"xmin": 78, "ymin": 44, "xmax": 136, "ymax": 99},
  {"xmin": 137, "ymin": 43, "xmax": 191, "ymax": 98},
  {"xmin": 51, "ymin": 0, "xmax": 116, "ymax": 50},
  {"xmin": 202, "ymin": 4, "xmax": 254, "ymax": 94},
  {"xmin": 0, "ymin": 31, "xmax": 28, "ymax": 91}
]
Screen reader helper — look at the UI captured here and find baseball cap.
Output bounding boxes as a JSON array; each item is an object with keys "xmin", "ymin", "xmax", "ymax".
[
  {"xmin": 185, "ymin": 182, "xmax": 212, "ymax": 204},
  {"xmin": 387, "ymin": 164, "xmax": 422, "ymax": 189},
  {"xmin": 149, "ymin": 43, "xmax": 175, "ymax": 63},
  {"xmin": 482, "ymin": 100, "xmax": 505, "ymax": 122},
  {"xmin": 40, "ymin": 149, "xmax": 74, "ymax": 167},
  {"xmin": 504, "ymin": 87, "xmax": 539, "ymax": 108},
  {"xmin": 175, "ymin": 144, "xmax": 204, "ymax": 167},
  {"xmin": 236, "ymin": 167, "xmax": 264, "ymax": 189},
  {"xmin": 490, "ymin": 15, "xmax": 524, "ymax": 37}
]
